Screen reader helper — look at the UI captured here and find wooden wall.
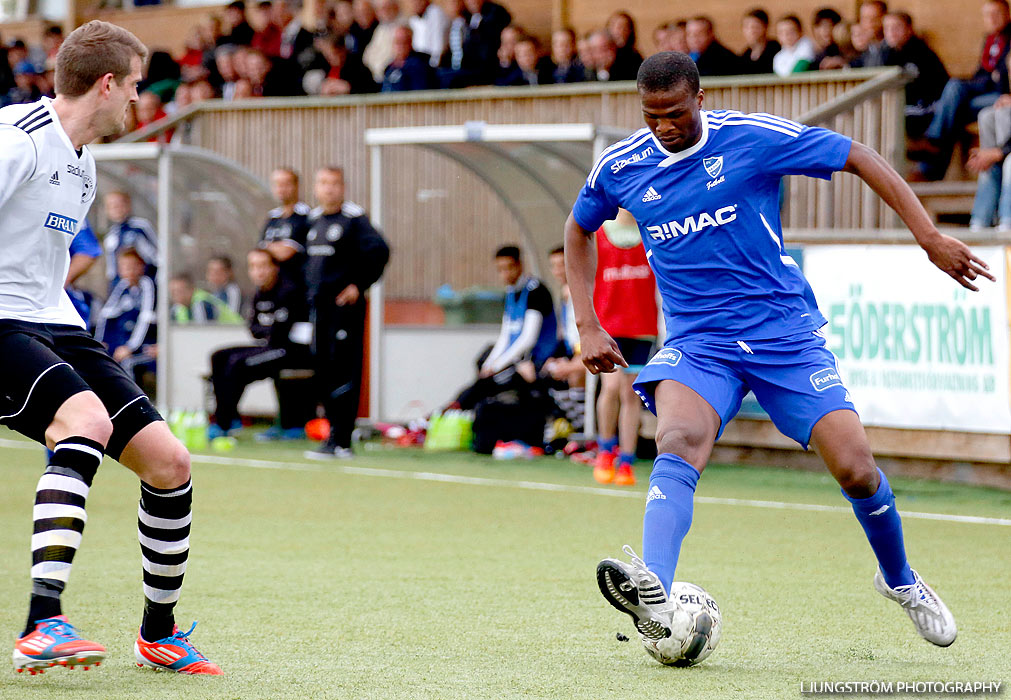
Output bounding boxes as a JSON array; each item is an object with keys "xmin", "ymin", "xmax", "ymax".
[{"xmin": 0, "ymin": 0, "xmax": 983, "ymax": 77}]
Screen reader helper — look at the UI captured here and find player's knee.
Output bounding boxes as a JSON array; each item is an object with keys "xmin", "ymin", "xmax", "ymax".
[
  {"xmin": 655, "ymin": 423, "xmax": 708, "ymax": 467},
  {"xmin": 48, "ymin": 398, "xmax": 114, "ymax": 447},
  {"xmin": 835, "ymin": 461, "xmax": 878, "ymax": 498},
  {"xmin": 148, "ymin": 440, "xmax": 192, "ymax": 489}
]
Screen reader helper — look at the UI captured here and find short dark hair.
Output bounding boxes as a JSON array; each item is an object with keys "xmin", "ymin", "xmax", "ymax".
[
  {"xmin": 814, "ymin": 8, "xmax": 842, "ymax": 25},
  {"xmin": 209, "ymin": 255, "xmax": 233, "ymax": 270},
  {"xmin": 549, "ymin": 246, "xmax": 565, "ymax": 256},
  {"xmin": 637, "ymin": 51, "xmax": 700, "ymax": 96},
  {"xmin": 45, "ymin": 25, "xmax": 63, "ymax": 37},
  {"xmin": 988, "ymin": 0, "xmax": 1011, "ymax": 8},
  {"xmin": 273, "ymin": 166, "xmax": 299, "ymax": 184},
  {"xmin": 319, "ymin": 165, "xmax": 344, "ymax": 178},
  {"xmin": 227, "ymin": 0, "xmax": 245, "ymax": 9},
  {"xmin": 860, "ymin": 0, "xmax": 888, "ymax": 12},
  {"xmin": 745, "ymin": 8, "xmax": 769, "ymax": 25},
  {"xmin": 495, "ymin": 245, "xmax": 521, "ymax": 262},
  {"xmin": 687, "ymin": 16, "xmax": 713, "ymax": 32},
  {"xmin": 778, "ymin": 15, "xmax": 802, "ymax": 31},
  {"xmin": 886, "ymin": 10, "xmax": 913, "ymax": 27}
]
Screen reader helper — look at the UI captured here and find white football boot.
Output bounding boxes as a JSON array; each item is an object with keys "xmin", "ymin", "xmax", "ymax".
[
  {"xmin": 597, "ymin": 545, "xmax": 674, "ymax": 641},
  {"xmin": 874, "ymin": 569, "xmax": 957, "ymax": 647}
]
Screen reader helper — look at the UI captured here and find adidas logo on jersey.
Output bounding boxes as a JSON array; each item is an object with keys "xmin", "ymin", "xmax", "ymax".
[
  {"xmin": 49, "ymin": 171, "xmax": 60, "ymax": 186},
  {"xmin": 646, "ymin": 485, "xmax": 667, "ymax": 503},
  {"xmin": 641, "ymin": 187, "xmax": 662, "ymax": 202}
]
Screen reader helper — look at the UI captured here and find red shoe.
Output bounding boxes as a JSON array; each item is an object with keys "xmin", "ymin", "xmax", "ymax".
[
  {"xmin": 135, "ymin": 622, "xmax": 222, "ymax": 675},
  {"xmin": 593, "ymin": 450, "xmax": 616, "ymax": 484},
  {"xmin": 14, "ymin": 615, "xmax": 106, "ymax": 674},
  {"xmin": 614, "ymin": 463, "xmax": 637, "ymax": 487}
]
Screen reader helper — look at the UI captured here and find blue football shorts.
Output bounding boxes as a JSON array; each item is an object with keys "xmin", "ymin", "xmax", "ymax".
[{"xmin": 632, "ymin": 330, "xmax": 856, "ymax": 448}]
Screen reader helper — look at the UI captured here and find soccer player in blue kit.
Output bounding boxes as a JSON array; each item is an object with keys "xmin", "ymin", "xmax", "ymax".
[{"xmin": 566, "ymin": 52, "xmax": 994, "ymax": 653}]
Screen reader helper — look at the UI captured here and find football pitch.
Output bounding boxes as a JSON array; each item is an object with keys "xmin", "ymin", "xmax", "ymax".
[{"xmin": 0, "ymin": 431, "xmax": 1008, "ymax": 700}]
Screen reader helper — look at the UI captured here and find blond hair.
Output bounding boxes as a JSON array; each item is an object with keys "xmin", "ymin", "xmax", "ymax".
[{"xmin": 56, "ymin": 21, "xmax": 148, "ymax": 97}]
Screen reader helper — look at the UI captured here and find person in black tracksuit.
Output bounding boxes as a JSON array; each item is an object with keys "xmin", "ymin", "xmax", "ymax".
[
  {"xmin": 303, "ymin": 166, "xmax": 389, "ymax": 459},
  {"xmin": 208, "ymin": 249, "xmax": 310, "ymax": 438},
  {"xmin": 259, "ymin": 167, "xmax": 312, "ymax": 285}
]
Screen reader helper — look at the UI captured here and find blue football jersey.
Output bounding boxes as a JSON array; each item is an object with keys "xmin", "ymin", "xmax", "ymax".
[{"xmin": 573, "ymin": 110, "xmax": 852, "ymax": 342}]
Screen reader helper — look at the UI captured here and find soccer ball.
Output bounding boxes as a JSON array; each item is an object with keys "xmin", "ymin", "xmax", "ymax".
[{"xmin": 642, "ymin": 582, "xmax": 722, "ymax": 666}]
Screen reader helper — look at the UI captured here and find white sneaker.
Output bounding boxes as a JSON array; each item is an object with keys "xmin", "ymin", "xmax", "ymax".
[
  {"xmin": 304, "ymin": 444, "xmax": 354, "ymax": 461},
  {"xmin": 596, "ymin": 545, "xmax": 674, "ymax": 641},
  {"xmin": 873, "ymin": 569, "xmax": 957, "ymax": 647}
]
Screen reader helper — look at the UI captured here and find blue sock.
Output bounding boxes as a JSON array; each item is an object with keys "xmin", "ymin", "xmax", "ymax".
[
  {"xmin": 617, "ymin": 452, "xmax": 634, "ymax": 467},
  {"xmin": 642, "ymin": 453, "xmax": 699, "ymax": 594},
  {"xmin": 598, "ymin": 437, "xmax": 618, "ymax": 453},
  {"xmin": 843, "ymin": 468, "xmax": 915, "ymax": 588}
]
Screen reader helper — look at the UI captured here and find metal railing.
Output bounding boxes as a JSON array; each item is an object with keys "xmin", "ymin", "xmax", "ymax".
[{"xmin": 121, "ymin": 68, "xmax": 909, "ymax": 299}]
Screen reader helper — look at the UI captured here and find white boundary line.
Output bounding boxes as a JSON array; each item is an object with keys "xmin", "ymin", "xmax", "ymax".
[{"xmin": 2, "ymin": 437, "xmax": 1009, "ymax": 527}]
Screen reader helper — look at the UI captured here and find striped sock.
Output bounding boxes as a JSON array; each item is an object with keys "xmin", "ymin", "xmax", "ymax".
[
  {"xmin": 138, "ymin": 479, "xmax": 192, "ymax": 642},
  {"xmin": 25, "ymin": 437, "xmax": 104, "ymax": 636}
]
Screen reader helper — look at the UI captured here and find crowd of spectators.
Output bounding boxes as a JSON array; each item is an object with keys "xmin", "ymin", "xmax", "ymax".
[{"xmin": 4, "ymin": 1, "xmax": 1011, "ymax": 191}]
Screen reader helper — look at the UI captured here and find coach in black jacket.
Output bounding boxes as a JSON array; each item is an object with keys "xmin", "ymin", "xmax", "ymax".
[{"xmin": 304, "ymin": 166, "xmax": 390, "ymax": 459}]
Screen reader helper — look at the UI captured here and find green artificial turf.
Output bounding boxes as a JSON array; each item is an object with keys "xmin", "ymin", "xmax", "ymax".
[{"xmin": 0, "ymin": 431, "xmax": 1007, "ymax": 699}]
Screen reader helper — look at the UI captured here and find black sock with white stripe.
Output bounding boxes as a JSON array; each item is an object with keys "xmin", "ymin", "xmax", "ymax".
[
  {"xmin": 138, "ymin": 479, "xmax": 192, "ymax": 642},
  {"xmin": 23, "ymin": 437, "xmax": 104, "ymax": 637}
]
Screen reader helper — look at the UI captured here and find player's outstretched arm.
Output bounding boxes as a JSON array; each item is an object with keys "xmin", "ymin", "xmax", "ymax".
[
  {"xmin": 843, "ymin": 141, "xmax": 995, "ymax": 291},
  {"xmin": 563, "ymin": 212, "xmax": 627, "ymax": 374}
]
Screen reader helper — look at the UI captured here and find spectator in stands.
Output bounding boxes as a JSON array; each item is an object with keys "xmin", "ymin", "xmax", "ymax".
[
  {"xmin": 135, "ymin": 90, "xmax": 170, "ymax": 141},
  {"xmin": 208, "ymin": 249, "xmax": 311, "ymax": 440},
  {"xmin": 655, "ymin": 20, "xmax": 688, "ymax": 54},
  {"xmin": 214, "ymin": 45, "xmax": 240, "ymax": 98},
  {"xmin": 810, "ymin": 7, "xmax": 844, "ymax": 70},
  {"xmin": 495, "ymin": 24, "xmax": 522, "ymax": 82},
  {"xmin": 550, "ymin": 28, "xmax": 585, "ymax": 83},
  {"xmin": 6, "ymin": 61, "xmax": 42, "ymax": 105},
  {"xmin": 170, "ymin": 273, "xmax": 241, "ymax": 322},
  {"xmin": 383, "ymin": 25, "xmax": 436, "ymax": 90},
  {"xmin": 305, "ymin": 33, "xmax": 378, "ymax": 93},
  {"xmin": 967, "ymin": 97, "xmax": 1011, "ymax": 229},
  {"xmin": 914, "ymin": 0, "xmax": 1011, "ymax": 180},
  {"xmin": 252, "ymin": 0, "xmax": 283, "ymax": 56},
  {"xmin": 277, "ymin": 0, "xmax": 315, "ymax": 66},
  {"xmin": 607, "ymin": 11, "xmax": 643, "ymax": 69},
  {"xmin": 739, "ymin": 8, "xmax": 780, "ymax": 74},
  {"xmin": 260, "ymin": 167, "xmax": 312, "ymax": 282},
  {"xmin": 851, "ymin": 0, "xmax": 888, "ymax": 67},
  {"xmin": 363, "ymin": 0, "xmax": 405, "ymax": 82},
  {"xmin": 773, "ymin": 15, "xmax": 816, "ymax": 76},
  {"xmin": 96, "ymin": 249, "xmax": 158, "ymax": 390},
  {"xmin": 576, "ymin": 32, "xmax": 596, "ymax": 80},
  {"xmin": 686, "ymin": 16, "xmax": 741, "ymax": 76},
  {"xmin": 438, "ymin": 0, "xmax": 468, "ymax": 86},
  {"xmin": 244, "ymin": 47, "xmax": 293, "ymax": 96},
  {"xmin": 408, "ymin": 0, "xmax": 448, "ymax": 67},
  {"xmin": 589, "ymin": 30, "xmax": 639, "ymax": 81},
  {"xmin": 141, "ymin": 50, "xmax": 181, "ymax": 98},
  {"xmin": 882, "ymin": 11, "xmax": 949, "ymax": 137},
  {"xmin": 497, "ymin": 34, "xmax": 551, "ymax": 86},
  {"xmin": 221, "ymin": 0, "xmax": 256, "ymax": 46},
  {"xmin": 103, "ymin": 191, "xmax": 158, "ymax": 287},
  {"xmin": 178, "ymin": 26, "xmax": 209, "ymax": 80},
  {"xmin": 40, "ymin": 25, "xmax": 63, "ymax": 64},
  {"xmin": 348, "ymin": 0, "xmax": 379, "ymax": 55},
  {"xmin": 459, "ymin": 0, "xmax": 512, "ymax": 85},
  {"xmin": 206, "ymin": 255, "xmax": 243, "ymax": 315}
]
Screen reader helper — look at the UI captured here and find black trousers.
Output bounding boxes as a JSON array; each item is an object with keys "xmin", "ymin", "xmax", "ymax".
[
  {"xmin": 312, "ymin": 302, "xmax": 366, "ymax": 448},
  {"xmin": 210, "ymin": 345, "xmax": 309, "ymax": 429}
]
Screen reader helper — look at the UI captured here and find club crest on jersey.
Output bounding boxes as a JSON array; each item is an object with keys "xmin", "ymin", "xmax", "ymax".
[
  {"xmin": 43, "ymin": 212, "xmax": 77, "ymax": 236},
  {"xmin": 703, "ymin": 156, "xmax": 723, "ymax": 178},
  {"xmin": 326, "ymin": 223, "xmax": 344, "ymax": 241}
]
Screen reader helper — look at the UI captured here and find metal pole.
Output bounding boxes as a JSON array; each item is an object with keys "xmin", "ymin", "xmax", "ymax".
[
  {"xmin": 368, "ymin": 144, "xmax": 384, "ymax": 422},
  {"xmin": 155, "ymin": 148, "xmax": 172, "ymax": 416}
]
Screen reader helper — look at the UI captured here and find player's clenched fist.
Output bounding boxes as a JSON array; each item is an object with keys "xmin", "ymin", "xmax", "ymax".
[{"xmin": 579, "ymin": 325, "xmax": 628, "ymax": 374}]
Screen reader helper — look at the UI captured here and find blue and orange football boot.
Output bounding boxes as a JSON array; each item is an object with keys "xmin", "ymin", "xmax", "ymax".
[
  {"xmin": 13, "ymin": 616, "xmax": 106, "ymax": 674},
  {"xmin": 134, "ymin": 622, "xmax": 222, "ymax": 675}
]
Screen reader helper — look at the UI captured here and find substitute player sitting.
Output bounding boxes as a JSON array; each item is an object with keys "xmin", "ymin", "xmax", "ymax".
[
  {"xmin": 566, "ymin": 52, "xmax": 993, "ymax": 651},
  {"xmin": 1, "ymin": 21, "xmax": 220, "ymax": 675}
]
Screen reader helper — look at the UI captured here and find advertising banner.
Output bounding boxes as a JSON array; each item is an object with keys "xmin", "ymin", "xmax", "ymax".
[{"xmin": 804, "ymin": 245, "xmax": 1010, "ymax": 434}]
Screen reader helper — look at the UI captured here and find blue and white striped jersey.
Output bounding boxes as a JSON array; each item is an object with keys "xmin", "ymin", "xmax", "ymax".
[{"xmin": 573, "ymin": 110, "xmax": 852, "ymax": 342}]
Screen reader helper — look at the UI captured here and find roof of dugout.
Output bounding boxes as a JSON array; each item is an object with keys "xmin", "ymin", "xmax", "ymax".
[
  {"xmin": 89, "ymin": 143, "xmax": 274, "ymax": 415},
  {"xmin": 364, "ymin": 123, "xmax": 632, "ymax": 281}
]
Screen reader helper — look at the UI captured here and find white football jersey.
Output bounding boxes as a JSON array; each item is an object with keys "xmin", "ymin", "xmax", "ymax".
[{"xmin": 0, "ymin": 97, "xmax": 97, "ymax": 328}]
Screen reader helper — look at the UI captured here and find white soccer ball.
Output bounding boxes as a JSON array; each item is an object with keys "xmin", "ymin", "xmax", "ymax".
[{"xmin": 642, "ymin": 581, "xmax": 722, "ymax": 666}]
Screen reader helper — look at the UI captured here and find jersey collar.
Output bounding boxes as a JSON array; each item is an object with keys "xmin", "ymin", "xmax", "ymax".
[
  {"xmin": 41, "ymin": 96, "xmax": 84, "ymax": 160},
  {"xmin": 653, "ymin": 111, "xmax": 710, "ymax": 168}
]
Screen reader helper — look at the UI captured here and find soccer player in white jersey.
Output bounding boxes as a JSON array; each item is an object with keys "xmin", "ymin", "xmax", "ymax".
[
  {"xmin": 566, "ymin": 52, "xmax": 991, "ymax": 657},
  {"xmin": 0, "ymin": 22, "xmax": 221, "ymax": 675}
]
